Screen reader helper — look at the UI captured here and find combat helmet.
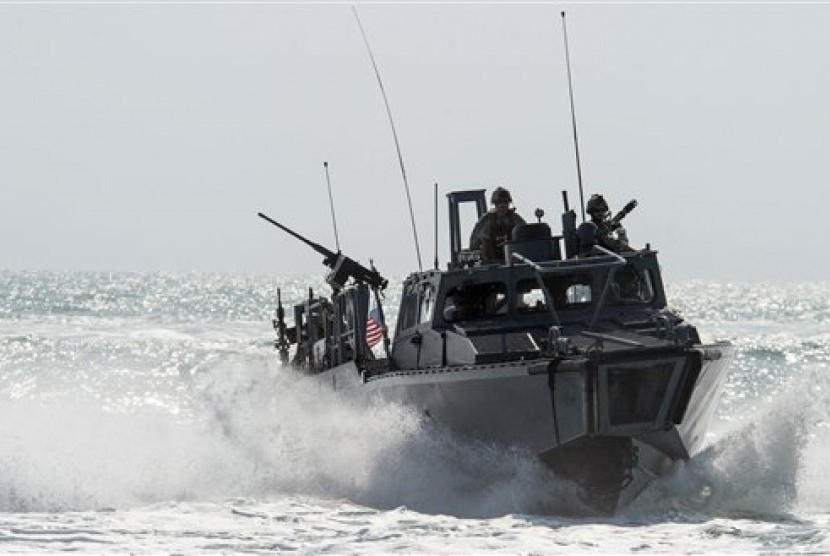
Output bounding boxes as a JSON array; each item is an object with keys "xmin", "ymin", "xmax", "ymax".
[
  {"xmin": 491, "ymin": 187, "xmax": 512, "ymax": 205},
  {"xmin": 586, "ymin": 194, "xmax": 609, "ymax": 215}
]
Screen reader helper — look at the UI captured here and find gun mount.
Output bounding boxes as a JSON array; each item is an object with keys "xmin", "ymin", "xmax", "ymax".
[{"xmin": 258, "ymin": 212, "xmax": 388, "ymax": 292}]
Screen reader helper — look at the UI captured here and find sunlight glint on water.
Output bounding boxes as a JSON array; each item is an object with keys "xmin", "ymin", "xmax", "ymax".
[{"xmin": 1, "ymin": 271, "xmax": 829, "ymax": 552}]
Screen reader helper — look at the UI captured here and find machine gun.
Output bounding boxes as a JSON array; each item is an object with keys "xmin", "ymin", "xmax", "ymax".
[
  {"xmin": 273, "ymin": 288, "xmax": 291, "ymax": 365},
  {"xmin": 606, "ymin": 199, "xmax": 638, "ymax": 230},
  {"xmin": 258, "ymin": 212, "xmax": 388, "ymax": 292}
]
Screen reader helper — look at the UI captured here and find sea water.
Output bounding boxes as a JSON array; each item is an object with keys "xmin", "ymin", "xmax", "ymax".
[{"xmin": 1, "ymin": 271, "xmax": 829, "ymax": 553}]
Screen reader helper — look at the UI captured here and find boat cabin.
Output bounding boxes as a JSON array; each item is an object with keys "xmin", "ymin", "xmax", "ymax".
[
  {"xmin": 279, "ymin": 188, "xmax": 680, "ymax": 375},
  {"xmin": 391, "ymin": 189, "xmax": 668, "ymax": 369}
]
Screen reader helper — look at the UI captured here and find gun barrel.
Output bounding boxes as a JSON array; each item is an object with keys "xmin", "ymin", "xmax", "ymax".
[
  {"xmin": 609, "ymin": 199, "xmax": 637, "ymax": 227},
  {"xmin": 258, "ymin": 211, "xmax": 388, "ymax": 291},
  {"xmin": 258, "ymin": 212, "xmax": 336, "ymax": 261}
]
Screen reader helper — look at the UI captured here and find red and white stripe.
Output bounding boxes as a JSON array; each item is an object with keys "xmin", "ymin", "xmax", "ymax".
[{"xmin": 366, "ymin": 316, "xmax": 383, "ymax": 348}]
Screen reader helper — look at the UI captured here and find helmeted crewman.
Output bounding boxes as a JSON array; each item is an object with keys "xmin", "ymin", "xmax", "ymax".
[
  {"xmin": 586, "ymin": 193, "xmax": 634, "ymax": 253},
  {"xmin": 470, "ymin": 187, "xmax": 526, "ymax": 261}
]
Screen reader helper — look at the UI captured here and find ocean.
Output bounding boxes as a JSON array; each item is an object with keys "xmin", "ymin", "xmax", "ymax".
[{"xmin": 1, "ymin": 271, "xmax": 829, "ymax": 553}]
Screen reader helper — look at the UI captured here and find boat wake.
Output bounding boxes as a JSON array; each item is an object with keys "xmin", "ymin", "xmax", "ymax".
[
  {"xmin": 0, "ymin": 352, "xmax": 572, "ymax": 517},
  {"xmin": 191, "ymin": 355, "xmax": 583, "ymax": 518},
  {"xmin": 1, "ymin": 349, "xmax": 828, "ymax": 520},
  {"xmin": 626, "ymin": 364, "xmax": 830, "ymax": 520}
]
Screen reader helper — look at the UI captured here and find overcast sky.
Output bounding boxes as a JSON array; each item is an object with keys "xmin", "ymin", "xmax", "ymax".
[{"xmin": 1, "ymin": 3, "xmax": 828, "ymax": 282}]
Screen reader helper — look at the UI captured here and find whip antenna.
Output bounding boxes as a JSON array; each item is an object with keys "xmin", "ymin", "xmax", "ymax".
[
  {"xmin": 323, "ymin": 161, "xmax": 341, "ymax": 252},
  {"xmin": 560, "ymin": 11, "xmax": 586, "ymax": 223},
  {"xmin": 433, "ymin": 182, "xmax": 439, "ymax": 270},
  {"xmin": 352, "ymin": 6, "xmax": 423, "ymax": 271}
]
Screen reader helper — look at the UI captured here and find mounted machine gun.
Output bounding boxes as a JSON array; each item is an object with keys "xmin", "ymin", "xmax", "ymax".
[
  {"xmin": 258, "ymin": 212, "xmax": 388, "ymax": 293},
  {"xmin": 606, "ymin": 199, "xmax": 638, "ymax": 231}
]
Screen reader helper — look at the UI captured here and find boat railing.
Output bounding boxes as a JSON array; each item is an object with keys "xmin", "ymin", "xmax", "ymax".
[
  {"xmin": 511, "ymin": 246, "xmax": 626, "ymax": 274},
  {"xmin": 512, "ymin": 246, "xmax": 627, "ymax": 330}
]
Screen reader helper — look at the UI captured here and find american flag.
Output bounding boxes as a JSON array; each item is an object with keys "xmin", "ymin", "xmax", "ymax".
[{"xmin": 366, "ymin": 307, "xmax": 384, "ymax": 349}]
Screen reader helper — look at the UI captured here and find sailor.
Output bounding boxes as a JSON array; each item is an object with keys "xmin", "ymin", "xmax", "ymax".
[
  {"xmin": 470, "ymin": 187, "xmax": 526, "ymax": 261},
  {"xmin": 586, "ymin": 194, "xmax": 634, "ymax": 253},
  {"xmin": 443, "ymin": 289, "xmax": 477, "ymax": 321}
]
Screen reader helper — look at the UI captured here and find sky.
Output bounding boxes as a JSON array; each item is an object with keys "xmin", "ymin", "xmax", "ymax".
[{"xmin": 1, "ymin": 3, "xmax": 828, "ymax": 282}]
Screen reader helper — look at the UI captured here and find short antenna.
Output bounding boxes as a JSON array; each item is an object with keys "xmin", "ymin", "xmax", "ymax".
[
  {"xmin": 560, "ymin": 11, "xmax": 586, "ymax": 223},
  {"xmin": 433, "ymin": 182, "xmax": 439, "ymax": 270},
  {"xmin": 323, "ymin": 161, "xmax": 341, "ymax": 252},
  {"xmin": 352, "ymin": 6, "xmax": 423, "ymax": 271}
]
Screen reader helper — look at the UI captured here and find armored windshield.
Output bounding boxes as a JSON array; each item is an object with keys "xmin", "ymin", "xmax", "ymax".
[
  {"xmin": 610, "ymin": 262, "xmax": 656, "ymax": 305},
  {"xmin": 516, "ymin": 273, "xmax": 593, "ymax": 314},
  {"xmin": 443, "ymin": 282, "xmax": 508, "ymax": 322}
]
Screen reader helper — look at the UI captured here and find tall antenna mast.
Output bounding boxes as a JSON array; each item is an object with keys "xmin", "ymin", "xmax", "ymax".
[
  {"xmin": 323, "ymin": 161, "xmax": 341, "ymax": 252},
  {"xmin": 560, "ymin": 11, "xmax": 586, "ymax": 223},
  {"xmin": 352, "ymin": 6, "xmax": 423, "ymax": 271}
]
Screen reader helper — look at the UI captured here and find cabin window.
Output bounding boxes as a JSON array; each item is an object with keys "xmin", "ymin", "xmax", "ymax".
[
  {"xmin": 566, "ymin": 283, "xmax": 592, "ymax": 305},
  {"xmin": 516, "ymin": 275, "xmax": 593, "ymax": 312},
  {"xmin": 538, "ymin": 273, "xmax": 593, "ymax": 308},
  {"xmin": 420, "ymin": 284, "xmax": 435, "ymax": 324},
  {"xmin": 397, "ymin": 281, "xmax": 437, "ymax": 331},
  {"xmin": 642, "ymin": 270, "xmax": 655, "ymax": 302},
  {"xmin": 398, "ymin": 287, "xmax": 420, "ymax": 332},
  {"xmin": 516, "ymin": 279, "xmax": 548, "ymax": 314},
  {"xmin": 443, "ymin": 282, "xmax": 508, "ymax": 322},
  {"xmin": 613, "ymin": 264, "xmax": 655, "ymax": 304},
  {"xmin": 296, "ymin": 312, "xmax": 307, "ymax": 341},
  {"xmin": 338, "ymin": 295, "xmax": 354, "ymax": 333}
]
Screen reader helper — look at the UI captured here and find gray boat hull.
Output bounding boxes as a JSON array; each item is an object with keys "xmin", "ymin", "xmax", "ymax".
[{"xmin": 325, "ymin": 341, "xmax": 733, "ymax": 513}]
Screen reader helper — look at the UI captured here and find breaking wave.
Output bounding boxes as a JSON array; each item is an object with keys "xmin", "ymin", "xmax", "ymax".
[
  {"xmin": 0, "ymin": 349, "xmax": 570, "ymax": 517},
  {"xmin": 1, "ymin": 272, "xmax": 829, "ymax": 522}
]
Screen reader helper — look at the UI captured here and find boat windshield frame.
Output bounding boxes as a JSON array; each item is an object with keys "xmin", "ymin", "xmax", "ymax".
[{"xmin": 512, "ymin": 246, "xmax": 627, "ymax": 328}]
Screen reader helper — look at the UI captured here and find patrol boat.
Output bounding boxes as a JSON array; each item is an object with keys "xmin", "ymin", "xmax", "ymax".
[{"xmin": 259, "ymin": 190, "xmax": 733, "ymax": 514}]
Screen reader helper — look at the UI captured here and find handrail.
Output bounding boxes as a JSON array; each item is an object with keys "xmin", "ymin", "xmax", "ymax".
[
  {"xmin": 512, "ymin": 247, "xmax": 628, "ymax": 330},
  {"xmin": 589, "ymin": 246, "xmax": 627, "ymax": 329},
  {"xmin": 581, "ymin": 330, "xmax": 646, "ymax": 348},
  {"xmin": 591, "ymin": 244, "xmax": 628, "ymax": 264},
  {"xmin": 512, "ymin": 247, "xmax": 626, "ymax": 274},
  {"xmin": 511, "ymin": 252, "xmax": 561, "ymax": 326}
]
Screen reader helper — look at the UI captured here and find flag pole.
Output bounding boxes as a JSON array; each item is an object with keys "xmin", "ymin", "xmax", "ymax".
[{"xmin": 369, "ymin": 259, "xmax": 392, "ymax": 362}]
